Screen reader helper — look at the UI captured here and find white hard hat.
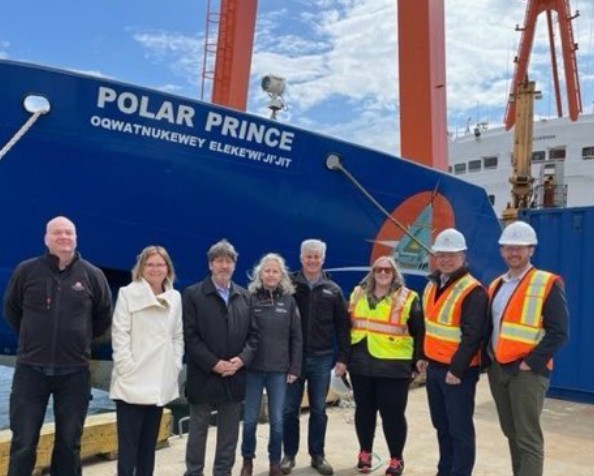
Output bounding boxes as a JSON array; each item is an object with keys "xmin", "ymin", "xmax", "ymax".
[
  {"xmin": 431, "ymin": 228, "xmax": 467, "ymax": 253},
  {"xmin": 498, "ymin": 221, "xmax": 538, "ymax": 246}
]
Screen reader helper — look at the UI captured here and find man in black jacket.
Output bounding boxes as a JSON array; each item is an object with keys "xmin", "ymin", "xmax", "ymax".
[
  {"xmin": 183, "ymin": 239, "xmax": 258, "ymax": 476},
  {"xmin": 281, "ymin": 239, "xmax": 349, "ymax": 476},
  {"xmin": 418, "ymin": 228, "xmax": 488, "ymax": 476},
  {"xmin": 3, "ymin": 216, "xmax": 113, "ymax": 476}
]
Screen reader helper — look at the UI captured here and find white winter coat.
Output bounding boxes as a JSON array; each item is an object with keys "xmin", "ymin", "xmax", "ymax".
[{"xmin": 109, "ymin": 279, "xmax": 184, "ymax": 406}]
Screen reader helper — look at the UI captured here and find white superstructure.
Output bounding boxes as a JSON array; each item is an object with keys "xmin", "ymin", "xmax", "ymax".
[{"xmin": 448, "ymin": 114, "xmax": 594, "ymax": 217}]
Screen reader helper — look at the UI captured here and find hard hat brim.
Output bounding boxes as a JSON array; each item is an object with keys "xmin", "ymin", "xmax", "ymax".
[
  {"xmin": 498, "ymin": 240, "xmax": 537, "ymax": 246},
  {"xmin": 431, "ymin": 246, "xmax": 467, "ymax": 253}
]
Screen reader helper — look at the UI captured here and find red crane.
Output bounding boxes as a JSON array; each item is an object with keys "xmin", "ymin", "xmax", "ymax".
[
  {"xmin": 504, "ymin": 0, "xmax": 582, "ymax": 130},
  {"xmin": 204, "ymin": 0, "xmax": 449, "ymax": 171},
  {"xmin": 201, "ymin": 0, "xmax": 258, "ymax": 110}
]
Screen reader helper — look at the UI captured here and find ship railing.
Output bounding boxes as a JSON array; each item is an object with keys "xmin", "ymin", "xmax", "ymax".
[{"xmin": 533, "ymin": 183, "xmax": 568, "ymax": 209}]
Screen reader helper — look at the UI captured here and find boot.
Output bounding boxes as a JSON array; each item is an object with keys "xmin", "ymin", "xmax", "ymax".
[
  {"xmin": 240, "ymin": 458, "xmax": 253, "ymax": 476},
  {"xmin": 270, "ymin": 463, "xmax": 283, "ymax": 476}
]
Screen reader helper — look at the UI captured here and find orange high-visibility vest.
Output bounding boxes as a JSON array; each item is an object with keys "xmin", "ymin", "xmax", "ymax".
[
  {"xmin": 489, "ymin": 268, "xmax": 559, "ymax": 368},
  {"xmin": 350, "ymin": 286, "xmax": 418, "ymax": 360},
  {"xmin": 422, "ymin": 274, "xmax": 481, "ymax": 366}
]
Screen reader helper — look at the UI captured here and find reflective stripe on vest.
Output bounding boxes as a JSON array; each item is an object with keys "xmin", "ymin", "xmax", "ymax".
[
  {"xmin": 489, "ymin": 269, "xmax": 557, "ymax": 365},
  {"xmin": 423, "ymin": 274, "xmax": 481, "ymax": 365},
  {"xmin": 350, "ymin": 286, "xmax": 417, "ymax": 360}
]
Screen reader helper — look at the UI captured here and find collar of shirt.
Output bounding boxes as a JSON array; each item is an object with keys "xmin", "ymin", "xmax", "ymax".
[
  {"xmin": 212, "ymin": 279, "xmax": 231, "ymax": 304},
  {"xmin": 502, "ymin": 265, "xmax": 532, "ymax": 283}
]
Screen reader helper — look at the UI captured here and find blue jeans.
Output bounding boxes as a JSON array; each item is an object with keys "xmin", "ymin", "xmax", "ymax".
[
  {"xmin": 426, "ymin": 364, "xmax": 479, "ymax": 476},
  {"xmin": 283, "ymin": 353, "xmax": 333, "ymax": 458},
  {"xmin": 8, "ymin": 364, "xmax": 91, "ymax": 476},
  {"xmin": 242, "ymin": 371, "xmax": 287, "ymax": 463}
]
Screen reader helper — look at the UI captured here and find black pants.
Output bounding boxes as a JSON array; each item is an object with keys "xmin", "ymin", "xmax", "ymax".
[
  {"xmin": 115, "ymin": 400, "xmax": 164, "ymax": 476},
  {"xmin": 350, "ymin": 374, "xmax": 410, "ymax": 459},
  {"xmin": 8, "ymin": 364, "xmax": 90, "ymax": 476},
  {"xmin": 426, "ymin": 365, "xmax": 479, "ymax": 476},
  {"xmin": 185, "ymin": 402, "xmax": 243, "ymax": 476}
]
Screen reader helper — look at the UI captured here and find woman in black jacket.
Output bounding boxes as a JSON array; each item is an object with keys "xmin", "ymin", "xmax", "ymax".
[{"xmin": 240, "ymin": 253, "xmax": 302, "ymax": 476}]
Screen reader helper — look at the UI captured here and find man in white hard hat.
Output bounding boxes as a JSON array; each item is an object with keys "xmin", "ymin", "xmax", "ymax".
[
  {"xmin": 487, "ymin": 221, "xmax": 569, "ymax": 476},
  {"xmin": 417, "ymin": 228, "xmax": 488, "ymax": 476}
]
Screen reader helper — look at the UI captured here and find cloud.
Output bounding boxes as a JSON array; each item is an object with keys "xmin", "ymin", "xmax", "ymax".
[
  {"xmin": 132, "ymin": 30, "xmax": 203, "ymax": 92},
  {"xmin": 132, "ymin": 0, "xmax": 594, "ymax": 154}
]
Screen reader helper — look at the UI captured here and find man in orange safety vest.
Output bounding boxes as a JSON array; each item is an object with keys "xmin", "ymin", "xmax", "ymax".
[{"xmin": 487, "ymin": 221, "xmax": 569, "ymax": 476}]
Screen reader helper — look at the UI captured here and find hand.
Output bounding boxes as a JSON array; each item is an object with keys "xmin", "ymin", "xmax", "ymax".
[
  {"xmin": 416, "ymin": 359, "xmax": 428, "ymax": 374},
  {"xmin": 519, "ymin": 361, "xmax": 531, "ymax": 371},
  {"xmin": 445, "ymin": 371, "xmax": 461, "ymax": 385},
  {"xmin": 212, "ymin": 360, "xmax": 232, "ymax": 375},
  {"xmin": 287, "ymin": 374, "xmax": 297, "ymax": 384},
  {"xmin": 229, "ymin": 356, "xmax": 244, "ymax": 370},
  {"xmin": 334, "ymin": 362, "xmax": 347, "ymax": 377}
]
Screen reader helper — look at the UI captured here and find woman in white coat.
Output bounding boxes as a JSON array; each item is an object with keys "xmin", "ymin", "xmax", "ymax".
[{"xmin": 109, "ymin": 245, "xmax": 184, "ymax": 476}]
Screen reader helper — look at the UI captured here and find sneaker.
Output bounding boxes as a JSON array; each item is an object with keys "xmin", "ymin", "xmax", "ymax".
[
  {"xmin": 385, "ymin": 458, "xmax": 404, "ymax": 476},
  {"xmin": 240, "ymin": 458, "xmax": 253, "ymax": 476},
  {"xmin": 280, "ymin": 455, "xmax": 295, "ymax": 475},
  {"xmin": 357, "ymin": 451, "xmax": 372, "ymax": 473},
  {"xmin": 311, "ymin": 456, "xmax": 334, "ymax": 476}
]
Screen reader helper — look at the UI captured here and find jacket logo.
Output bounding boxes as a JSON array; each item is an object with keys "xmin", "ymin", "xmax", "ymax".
[
  {"xmin": 72, "ymin": 281, "xmax": 85, "ymax": 291},
  {"xmin": 322, "ymin": 289, "xmax": 334, "ymax": 296}
]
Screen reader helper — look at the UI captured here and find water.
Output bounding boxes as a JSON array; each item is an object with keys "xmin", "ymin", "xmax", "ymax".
[{"xmin": 0, "ymin": 365, "xmax": 116, "ymax": 430}]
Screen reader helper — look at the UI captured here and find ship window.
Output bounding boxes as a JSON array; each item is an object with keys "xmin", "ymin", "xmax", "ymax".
[
  {"xmin": 448, "ymin": 165, "xmax": 453, "ymax": 173},
  {"xmin": 532, "ymin": 151, "xmax": 545, "ymax": 162},
  {"xmin": 488, "ymin": 194, "xmax": 495, "ymax": 205},
  {"xmin": 582, "ymin": 146, "xmax": 594, "ymax": 160},
  {"xmin": 483, "ymin": 156, "xmax": 498, "ymax": 169},
  {"xmin": 468, "ymin": 160, "xmax": 482, "ymax": 172},
  {"xmin": 549, "ymin": 148, "xmax": 566, "ymax": 160},
  {"xmin": 454, "ymin": 163, "xmax": 466, "ymax": 174}
]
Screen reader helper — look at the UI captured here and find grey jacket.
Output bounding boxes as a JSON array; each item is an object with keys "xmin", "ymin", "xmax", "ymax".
[{"xmin": 248, "ymin": 288, "xmax": 302, "ymax": 376}]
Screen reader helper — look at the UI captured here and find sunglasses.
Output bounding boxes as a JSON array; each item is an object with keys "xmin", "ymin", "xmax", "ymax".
[{"xmin": 373, "ymin": 267, "xmax": 394, "ymax": 274}]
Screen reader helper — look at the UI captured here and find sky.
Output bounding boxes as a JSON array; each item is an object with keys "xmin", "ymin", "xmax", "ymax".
[{"xmin": 1, "ymin": 0, "xmax": 593, "ymax": 156}]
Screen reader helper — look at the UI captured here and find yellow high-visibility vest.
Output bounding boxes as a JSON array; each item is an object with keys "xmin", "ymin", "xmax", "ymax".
[{"xmin": 350, "ymin": 286, "xmax": 417, "ymax": 360}]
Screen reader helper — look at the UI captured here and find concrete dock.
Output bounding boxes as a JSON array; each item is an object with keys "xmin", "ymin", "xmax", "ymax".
[{"xmin": 82, "ymin": 377, "xmax": 593, "ymax": 475}]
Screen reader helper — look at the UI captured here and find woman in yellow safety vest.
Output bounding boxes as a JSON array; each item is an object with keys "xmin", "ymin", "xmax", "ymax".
[{"xmin": 348, "ymin": 255, "xmax": 424, "ymax": 476}]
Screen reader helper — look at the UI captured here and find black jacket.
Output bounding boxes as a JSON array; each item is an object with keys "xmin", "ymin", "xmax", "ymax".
[
  {"xmin": 182, "ymin": 277, "xmax": 259, "ymax": 404},
  {"xmin": 3, "ymin": 253, "xmax": 113, "ymax": 367},
  {"xmin": 248, "ymin": 288, "xmax": 302, "ymax": 376},
  {"xmin": 486, "ymin": 269, "xmax": 569, "ymax": 377},
  {"xmin": 425, "ymin": 266, "xmax": 489, "ymax": 378},
  {"xmin": 291, "ymin": 271, "xmax": 350, "ymax": 364}
]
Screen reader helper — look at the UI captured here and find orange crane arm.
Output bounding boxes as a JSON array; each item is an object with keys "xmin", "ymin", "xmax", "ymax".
[
  {"xmin": 211, "ymin": 0, "xmax": 258, "ymax": 110},
  {"xmin": 397, "ymin": 0, "xmax": 448, "ymax": 171},
  {"xmin": 504, "ymin": 0, "xmax": 581, "ymax": 130},
  {"xmin": 210, "ymin": 0, "xmax": 448, "ymax": 171}
]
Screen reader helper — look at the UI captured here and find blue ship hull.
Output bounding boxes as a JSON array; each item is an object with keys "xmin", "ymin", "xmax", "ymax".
[{"xmin": 0, "ymin": 60, "xmax": 504, "ymax": 360}]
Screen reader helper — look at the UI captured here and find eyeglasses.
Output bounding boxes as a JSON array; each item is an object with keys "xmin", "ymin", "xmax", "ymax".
[
  {"xmin": 373, "ymin": 267, "xmax": 394, "ymax": 274},
  {"xmin": 146, "ymin": 263, "xmax": 167, "ymax": 268}
]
